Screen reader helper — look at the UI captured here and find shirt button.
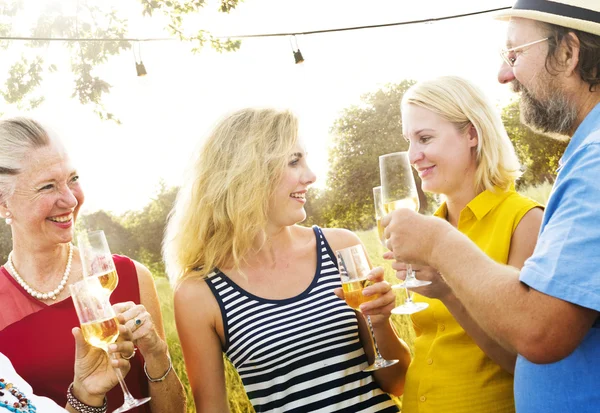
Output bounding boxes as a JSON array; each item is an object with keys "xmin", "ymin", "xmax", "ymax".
[
  {"xmin": 420, "ymin": 396, "xmax": 427, "ymax": 402},
  {"xmin": 427, "ymin": 358, "xmax": 433, "ymax": 365},
  {"xmin": 439, "ymin": 324, "xmax": 446, "ymax": 331}
]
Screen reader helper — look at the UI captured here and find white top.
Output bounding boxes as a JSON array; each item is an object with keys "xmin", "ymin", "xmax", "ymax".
[{"xmin": 0, "ymin": 352, "xmax": 66, "ymax": 412}]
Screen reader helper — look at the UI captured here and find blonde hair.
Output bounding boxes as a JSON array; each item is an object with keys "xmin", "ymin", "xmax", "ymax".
[
  {"xmin": 0, "ymin": 117, "xmax": 52, "ymax": 204},
  {"xmin": 401, "ymin": 76, "xmax": 521, "ymax": 193},
  {"xmin": 163, "ymin": 108, "xmax": 299, "ymax": 285}
]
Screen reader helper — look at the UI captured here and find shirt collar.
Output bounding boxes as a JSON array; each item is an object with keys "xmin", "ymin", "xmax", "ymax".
[
  {"xmin": 559, "ymin": 102, "xmax": 600, "ymax": 171},
  {"xmin": 433, "ymin": 185, "xmax": 515, "ymax": 222}
]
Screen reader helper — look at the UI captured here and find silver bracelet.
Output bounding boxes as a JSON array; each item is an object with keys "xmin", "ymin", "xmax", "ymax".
[
  {"xmin": 144, "ymin": 353, "xmax": 172, "ymax": 383},
  {"xmin": 67, "ymin": 383, "xmax": 107, "ymax": 413}
]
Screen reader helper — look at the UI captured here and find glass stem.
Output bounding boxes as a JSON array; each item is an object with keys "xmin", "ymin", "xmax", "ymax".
[
  {"xmin": 110, "ymin": 352, "xmax": 137, "ymax": 404},
  {"xmin": 404, "ymin": 264, "xmax": 414, "ymax": 303},
  {"xmin": 406, "ymin": 263, "xmax": 415, "ymax": 281},
  {"xmin": 366, "ymin": 315, "xmax": 383, "ymax": 360}
]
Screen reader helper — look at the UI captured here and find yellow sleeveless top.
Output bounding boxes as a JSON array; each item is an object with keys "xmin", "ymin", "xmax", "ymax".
[{"xmin": 402, "ymin": 187, "xmax": 541, "ymax": 413}]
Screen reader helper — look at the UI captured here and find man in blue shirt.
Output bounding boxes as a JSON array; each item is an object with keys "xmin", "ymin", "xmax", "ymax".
[{"xmin": 380, "ymin": 1, "xmax": 600, "ymax": 412}]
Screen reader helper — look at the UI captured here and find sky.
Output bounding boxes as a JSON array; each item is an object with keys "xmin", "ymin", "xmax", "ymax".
[{"xmin": 1, "ymin": 0, "xmax": 517, "ymax": 214}]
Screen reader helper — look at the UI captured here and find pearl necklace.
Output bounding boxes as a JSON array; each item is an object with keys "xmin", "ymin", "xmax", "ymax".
[{"xmin": 7, "ymin": 243, "xmax": 72, "ymax": 301}]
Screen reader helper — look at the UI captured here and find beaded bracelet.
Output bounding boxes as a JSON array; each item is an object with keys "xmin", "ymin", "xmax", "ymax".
[
  {"xmin": 66, "ymin": 383, "xmax": 107, "ymax": 413},
  {"xmin": 144, "ymin": 354, "xmax": 172, "ymax": 383}
]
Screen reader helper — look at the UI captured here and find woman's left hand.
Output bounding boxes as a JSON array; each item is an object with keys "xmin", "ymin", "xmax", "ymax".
[
  {"xmin": 113, "ymin": 302, "xmax": 166, "ymax": 358},
  {"xmin": 71, "ymin": 324, "xmax": 133, "ymax": 406}
]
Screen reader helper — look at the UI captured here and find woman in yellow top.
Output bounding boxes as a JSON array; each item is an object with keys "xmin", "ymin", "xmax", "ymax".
[{"xmin": 389, "ymin": 76, "xmax": 543, "ymax": 413}]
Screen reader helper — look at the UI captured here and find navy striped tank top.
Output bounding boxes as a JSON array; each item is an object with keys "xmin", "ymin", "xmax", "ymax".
[{"xmin": 206, "ymin": 226, "xmax": 398, "ymax": 412}]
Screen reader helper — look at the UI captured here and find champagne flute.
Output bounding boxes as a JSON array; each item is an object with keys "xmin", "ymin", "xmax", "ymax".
[
  {"xmin": 373, "ymin": 186, "xmax": 387, "ymax": 246},
  {"xmin": 70, "ymin": 277, "xmax": 151, "ymax": 413},
  {"xmin": 78, "ymin": 230, "xmax": 118, "ymax": 294},
  {"xmin": 379, "ymin": 151, "xmax": 429, "ymax": 315},
  {"xmin": 336, "ymin": 245, "xmax": 398, "ymax": 371}
]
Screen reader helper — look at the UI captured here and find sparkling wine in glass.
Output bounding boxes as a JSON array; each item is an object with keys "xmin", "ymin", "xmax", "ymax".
[
  {"xmin": 336, "ymin": 245, "xmax": 399, "ymax": 371},
  {"xmin": 78, "ymin": 230, "xmax": 118, "ymax": 294},
  {"xmin": 379, "ymin": 151, "xmax": 430, "ymax": 315},
  {"xmin": 70, "ymin": 277, "xmax": 151, "ymax": 413},
  {"xmin": 373, "ymin": 186, "xmax": 387, "ymax": 246}
]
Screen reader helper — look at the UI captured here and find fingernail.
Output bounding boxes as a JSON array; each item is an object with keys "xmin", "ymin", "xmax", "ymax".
[{"xmin": 109, "ymin": 344, "xmax": 117, "ymax": 351}]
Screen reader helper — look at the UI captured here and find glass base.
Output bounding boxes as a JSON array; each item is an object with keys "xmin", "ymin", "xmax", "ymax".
[
  {"xmin": 113, "ymin": 397, "xmax": 151, "ymax": 413},
  {"xmin": 391, "ymin": 301, "xmax": 429, "ymax": 315},
  {"xmin": 364, "ymin": 357, "xmax": 399, "ymax": 372},
  {"xmin": 393, "ymin": 278, "xmax": 432, "ymax": 289}
]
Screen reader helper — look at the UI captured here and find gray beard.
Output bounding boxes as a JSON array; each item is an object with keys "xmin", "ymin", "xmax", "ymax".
[{"xmin": 512, "ymin": 80, "xmax": 577, "ymax": 139}]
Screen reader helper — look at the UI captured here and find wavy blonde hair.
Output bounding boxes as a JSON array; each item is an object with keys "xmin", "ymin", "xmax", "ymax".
[
  {"xmin": 163, "ymin": 108, "xmax": 299, "ymax": 285},
  {"xmin": 402, "ymin": 76, "xmax": 521, "ymax": 193}
]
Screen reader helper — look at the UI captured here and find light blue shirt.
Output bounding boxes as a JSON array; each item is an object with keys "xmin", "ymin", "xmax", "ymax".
[{"xmin": 516, "ymin": 103, "xmax": 600, "ymax": 412}]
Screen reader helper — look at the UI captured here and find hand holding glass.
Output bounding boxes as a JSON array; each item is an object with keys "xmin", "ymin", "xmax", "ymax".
[
  {"xmin": 78, "ymin": 230, "xmax": 118, "ymax": 294},
  {"xmin": 70, "ymin": 277, "xmax": 151, "ymax": 413},
  {"xmin": 336, "ymin": 245, "xmax": 398, "ymax": 371},
  {"xmin": 379, "ymin": 151, "xmax": 430, "ymax": 315}
]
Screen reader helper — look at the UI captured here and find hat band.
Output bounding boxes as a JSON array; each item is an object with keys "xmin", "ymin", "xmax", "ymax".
[{"xmin": 513, "ymin": 0, "xmax": 600, "ymax": 25}]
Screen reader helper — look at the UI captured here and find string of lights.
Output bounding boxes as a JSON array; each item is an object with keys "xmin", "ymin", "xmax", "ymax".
[{"xmin": 0, "ymin": 6, "xmax": 511, "ymax": 43}]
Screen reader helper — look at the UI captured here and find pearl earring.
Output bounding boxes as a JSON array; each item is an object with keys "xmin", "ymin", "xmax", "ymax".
[{"xmin": 5, "ymin": 211, "xmax": 12, "ymax": 225}]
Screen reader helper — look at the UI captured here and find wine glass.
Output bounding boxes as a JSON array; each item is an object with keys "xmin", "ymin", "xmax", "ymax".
[
  {"xmin": 373, "ymin": 186, "xmax": 386, "ymax": 246},
  {"xmin": 70, "ymin": 277, "xmax": 151, "ymax": 413},
  {"xmin": 379, "ymin": 151, "xmax": 430, "ymax": 315},
  {"xmin": 336, "ymin": 245, "xmax": 398, "ymax": 371},
  {"xmin": 78, "ymin": 230, "xmax": 118, "ymax": 294}
]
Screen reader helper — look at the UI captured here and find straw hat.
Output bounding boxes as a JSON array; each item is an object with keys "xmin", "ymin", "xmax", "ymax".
[{"xmin": 496, "ymin": 0, "xmax": 600, "ymax": 37}]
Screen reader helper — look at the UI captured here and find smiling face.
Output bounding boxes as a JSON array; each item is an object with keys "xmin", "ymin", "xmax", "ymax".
[
  {"xmin": 402, "ymin": 104, "xmax": 478, "ymax": 197},
  {"xmin": 5, "ymin": 142, "xmax": 84, "ymax": 248},
  {"xmin": 267, "ymin": 141, "xmax": 316, "ymax": 228},
  {"xmin": 499, "ymin": 18, "xmax": 577, "ymax": 136}
]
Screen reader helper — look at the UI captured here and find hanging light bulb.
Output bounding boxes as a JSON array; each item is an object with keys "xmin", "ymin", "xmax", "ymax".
[
  {"xmin": 289, "ymin": 35, "xmax": 304, "ymax": 64},
  {"xmin": 133, "ymin": 42, "xmax": 148, "ymax": 76},
  {"xmin": 136, "ymin": 61, "xmax": 147, "ymax": 76},
  {"xmin": 293, "ymin": 49, "xmax": 304, "ymax": 64}
]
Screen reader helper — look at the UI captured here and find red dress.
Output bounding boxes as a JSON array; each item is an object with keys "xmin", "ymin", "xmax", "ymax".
[{"xmin": 0, "ymin": 255, "xmax": 151, "ymax": 412}]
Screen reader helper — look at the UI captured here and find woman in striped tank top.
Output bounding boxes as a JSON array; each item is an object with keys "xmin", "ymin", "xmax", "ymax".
[{"xmin": 163, "ymin": 108, "xmax": 411, "ymax": 412}]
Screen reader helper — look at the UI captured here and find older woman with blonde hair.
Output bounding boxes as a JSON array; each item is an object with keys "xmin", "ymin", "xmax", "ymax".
[
  {"xmin": 388, "ymin": 76, "xmax": 544, "ymax": 412},
  {"xmin": 164, "ymin": 108, "xmax": 411, "ymax": 412}
]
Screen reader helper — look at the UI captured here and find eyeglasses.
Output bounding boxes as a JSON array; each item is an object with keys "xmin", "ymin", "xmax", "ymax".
[{"xmin": 500, "ymin": 38, "xmax": 549, "ymax": 67}]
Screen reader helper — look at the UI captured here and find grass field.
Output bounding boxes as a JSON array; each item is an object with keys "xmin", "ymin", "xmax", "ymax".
[{"xmin": 156, "ymin": 228, "xmax": 415, "ymax": 412}]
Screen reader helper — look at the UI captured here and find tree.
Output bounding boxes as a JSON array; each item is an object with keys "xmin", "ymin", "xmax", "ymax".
[
  {"xmin": 323, "ymin": 80, "xmax": 434, "ymax": 230},
  {"xmin": 77, "ymin": 210, "xmax": 138, "ymax": 258},
  {"xmin": 0, "ymin": 0, "xmax": 242, "ymax": 121},
  {"xmin": 121, "ymin": 182, "xmax": 178, "ymax": 275},
  {"xmin": 501, "ymin": 100, "xmax": 568, "ymax": 187}
]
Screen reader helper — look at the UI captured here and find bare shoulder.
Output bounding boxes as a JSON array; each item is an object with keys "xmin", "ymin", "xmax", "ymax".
[
  {"xmin": 515, "ymin": 206, "xmax": 544, "ymax": 237},
  {"xmin": 174, "ymin": 275, "xmax": 212, "ymax": 304},
  {"xmin": 174, "ymin": 274, "xmax": 219, "ymax": 319},
  {"xmin": 320, "ymin": 227, "xmax": 362, "ymax": 252}
]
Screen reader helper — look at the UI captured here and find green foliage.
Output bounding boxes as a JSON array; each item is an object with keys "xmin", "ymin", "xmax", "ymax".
[
  {"xmin": 121, "ymin": 182, "xmax": 179, "ymax": 274},
  {"xmin": 139, "ymin": 0, "xmax": 241, "ymax": 54},
  {"xmin": 501, "ymin": 100, "xmax": 568, "ymax": 188},
  {"xmin": 0, "ymin": 0, "xmax": 242, "ymax": 121},
  {"xmin": 324, "ymin": 82, "xmax": 413, "ymax": 230},
  {"xmin": 77, "ymin": 210, "xmax": 139, "ymax": 257}
]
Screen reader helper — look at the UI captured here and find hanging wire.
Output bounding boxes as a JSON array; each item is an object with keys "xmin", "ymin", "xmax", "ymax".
[{"xmin": 0, "ymin": 6, "xmax": 511, "ymax": 42}]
